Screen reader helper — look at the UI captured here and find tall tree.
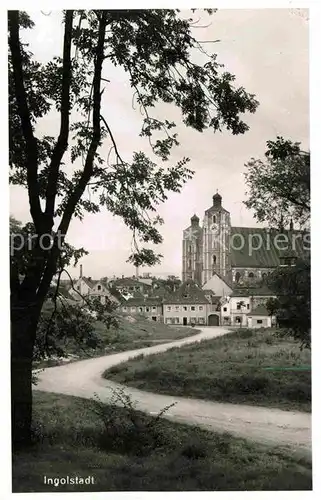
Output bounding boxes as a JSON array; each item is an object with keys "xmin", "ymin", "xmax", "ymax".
[
  {"xmin": 244, "ymin": 138, "xmax": 310, "ymax": 347},
  {"xmin": 244, "ymin": 137, "xmax": 310, "ymax": 229},
  {"xmin": 9, "ymin": 9, "xmax": 258, "ymax": 448}
]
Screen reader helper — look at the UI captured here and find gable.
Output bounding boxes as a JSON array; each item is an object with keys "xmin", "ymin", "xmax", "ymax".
[{"xmin": 202, "ymin": 273, "xmax": 233, "ymax": 297}]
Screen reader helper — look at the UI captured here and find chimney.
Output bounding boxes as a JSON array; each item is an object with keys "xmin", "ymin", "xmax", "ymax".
[
  {"xmin": 80, "ymin": 264, "xmax": 83, "ymax": 278},
  {"xmin": 135, "ymin": 266, "xmax": 139, "ymax": 279},
  {"xmin": 290, "ymin": 219, "xmax": 294, "ymax": 231}
]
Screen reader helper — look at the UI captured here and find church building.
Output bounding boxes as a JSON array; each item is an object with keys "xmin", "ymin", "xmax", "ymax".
[{"xmin": 182, "ymin": 192, "xmax": 308, "ymax": 287}]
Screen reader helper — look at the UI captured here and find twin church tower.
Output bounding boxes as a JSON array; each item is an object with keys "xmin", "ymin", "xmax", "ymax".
[{"xmin": 182, "ymin": 192, "xmax": 231, "ymax": 285}]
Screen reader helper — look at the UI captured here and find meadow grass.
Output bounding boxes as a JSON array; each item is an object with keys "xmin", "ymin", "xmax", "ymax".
[
  {"xmin": 12, "ymin": 392, "xmax": 312, "ymax": 492},
  {"xmin": 104, "ymin": 328, "xmax": 311, "ymax": 412}
]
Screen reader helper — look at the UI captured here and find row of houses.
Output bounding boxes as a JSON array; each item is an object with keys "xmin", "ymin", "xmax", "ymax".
[{"xmin": 56, "ymin": 269, "xmax": 276, "ymax": 328}]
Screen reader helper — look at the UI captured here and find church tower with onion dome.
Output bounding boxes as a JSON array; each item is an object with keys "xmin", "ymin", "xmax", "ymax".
[
  {"xmin": 201, "ymin": 192, "xmax": 231, "ymax": 284},
  {"xmin": 182, "ymin": 213, "xmax": 203, "ymax": 284}
]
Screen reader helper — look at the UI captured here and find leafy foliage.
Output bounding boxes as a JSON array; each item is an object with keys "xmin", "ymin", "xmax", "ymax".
[
  {"xmin": 244, "ymin": 137, "xmax": 310, "ymax": 228},
  {"xmin": 9, "ymin": 9, "xmax": 258, "ymax": 269},
  {"xmin": 266, "ymin": 260, "xmax": 311, "ymax": 348},
  {"xmin": 35, "ymin": 296, "xmax": 118, "ymax": 360}
]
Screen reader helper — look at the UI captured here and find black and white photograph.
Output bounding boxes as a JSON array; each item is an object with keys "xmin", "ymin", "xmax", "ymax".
[{"xmin": 5, "ymin": 3, "xmax": 314, "ymax": 494}]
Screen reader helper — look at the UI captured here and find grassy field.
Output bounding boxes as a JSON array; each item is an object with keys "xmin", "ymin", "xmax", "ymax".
[
  {"xmin": 12, "ymin": 392, "xmax": 312, "ymax": 492},
  {"xmin": 34, "ymin": 314, "xmax": 199, "ymax": 368},
  {"xmin": 104, "ymin": 328, "xmax": 311, "ymax": 412}
]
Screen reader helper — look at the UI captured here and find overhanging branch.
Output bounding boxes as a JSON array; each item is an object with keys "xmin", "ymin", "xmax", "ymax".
[{"xmin": 58, "ymin": 12, "xmax": 107, "ymax": 236}]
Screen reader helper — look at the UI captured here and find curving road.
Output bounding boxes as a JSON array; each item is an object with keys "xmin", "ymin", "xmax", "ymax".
[{"xmin": 35, "ymin": 326, "xmax": 311, "ymax": 457}]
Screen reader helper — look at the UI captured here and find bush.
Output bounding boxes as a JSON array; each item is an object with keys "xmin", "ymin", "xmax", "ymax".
[
  {"xmin": 89, "ymin": 388, "xmax": 176, "ymax": 456},
  {"xmin": 235, "ymin": 329, "xmax": 254, "ymax": 339}
]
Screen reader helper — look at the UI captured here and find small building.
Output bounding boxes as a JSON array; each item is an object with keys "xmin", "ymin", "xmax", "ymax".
[
  {"xmin": 220, "ymin": 286, "xmax": 276, "ymax": 327},
  {"xmin": 110, "ymin": 277, "xmax": 152, "ymax": 296},
  {"xmin": 121, "ymin": 297, "xmax": 163, "ymax": 322},
  {"xmin": 248, "ymin": 305, "xmax": 275, "ymax": 329},
  {"xmin": 163, "ymin": 280, "xmax": 212, "ymax": 326},
  {"xmin": 70, "ymin": 276, "xmax": 120, "ymax": 306}
]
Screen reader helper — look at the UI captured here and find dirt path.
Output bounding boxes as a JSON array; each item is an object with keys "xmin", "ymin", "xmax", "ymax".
[{"xmin": 35, "ymin": 326, "xmax": 311, "ymax": 457}]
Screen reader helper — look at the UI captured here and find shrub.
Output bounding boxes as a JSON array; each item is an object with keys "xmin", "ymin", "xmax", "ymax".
[{"xmin": 89, "ymin": 388, "xmax": 176, "ymax": 456}]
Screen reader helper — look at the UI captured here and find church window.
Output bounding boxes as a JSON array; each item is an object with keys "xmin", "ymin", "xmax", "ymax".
[
  {"xmin": 212, "ymin": 215, "xmax": 216, "ymax": 223},
  {"xmin": 213, "ymin": 255, "xmax": 217, "ymax": 265},
  {"xmin": 188, "ymin": 259, "xmax": 192, "ymax": 269}
]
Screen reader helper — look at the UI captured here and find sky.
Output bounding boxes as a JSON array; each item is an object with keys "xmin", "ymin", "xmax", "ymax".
[{"xmin": 9, "ymin": 8, "xmax": 309, "ymax": 279}]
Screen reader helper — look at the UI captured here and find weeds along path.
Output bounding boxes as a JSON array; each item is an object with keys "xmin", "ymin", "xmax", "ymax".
[{"xmin": 35, "ymin": 326, "xmax": 311, "ymax": 457}]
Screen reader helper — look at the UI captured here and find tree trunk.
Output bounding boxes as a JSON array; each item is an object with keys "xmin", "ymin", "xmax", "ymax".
[{"xmin": 11, "ymin": 298, "xmax": 41, "ymax": 450}]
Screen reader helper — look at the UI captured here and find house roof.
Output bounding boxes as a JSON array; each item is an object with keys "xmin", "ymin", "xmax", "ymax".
[
  {"xmin": 112, "ymin": 277, "xmax": 150, "ymax": 288},
  {"xmin": 230, "ymin": 227, "xmax": 309, "ymax": 268},
  {"xmin": 80, "ymin": 277, "xmax": 99, "ymax": 289},
  {"xmin": 123, "ymin": 296, "xmax": 163, "ymax": 307},
  {"xmin": 230, "ymin": 286, "xmax": 274, "ymax": 297},
  {"xmin": 164, "ymin": 280, "xmax": 211, "ymax": 305},
  {"xmin": 249, "ymin": 304, "xmax": 270, "ymax": 316}
]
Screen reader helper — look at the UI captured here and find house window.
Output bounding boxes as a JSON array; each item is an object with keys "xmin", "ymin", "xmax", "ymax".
[
  {"xmin": 257, "ymin": 319, "xmax": 263, "ymax": 324},
  {"xmin": 183, "ymin": 306, "xmax": 187, "ymax": 311},
  {"xmin": 191, "ymin": 306, "xmax": 195, "ymax": 311},
  {"xmin": 247, "ymin": 304, "xmax": 250, "ymax": 309},
  {"xmin": 198, "ymin": 317, "xmax": 205, "ymax": 325},
  {"xmin": 183, "ymin": 294, "xmax": 188, "ymax": 298},
  {"xmin": 235, "ymin": 316, "xmax": 241, "ymax": 323},
  {"xmin": 165, "ymin": 318, "xmax": 171, "ymax": 324},
  {"xmin": 131, "ymin": 307, "xmax": 136, "ymax": 312},
  {"xmin": 175, "ymin": 317, "xmax": 180, "ymax": 324},
  {"xmin": 223, "ymin": 307, "xmax": 227, "ymax": 312},
  {"xmin": 248, "ymin": 272, "xmax": 254, "ymax": 278},
  {"xmin": 237, "ymin": 303, "xmax": 241, "ymax": 310},
  {"xmin": 77, "ymin": 285, "xmax": 80, "ymax": 290},
  {"xmin": 146, "ymin": 307, "xmax": 150, "ymax": 312},
  {"xmin": 223, "ymin": 316, "xmax": 229, "ymax": 323},
  {"xmin": 167, "ymin": 306, "xmax": 171, "ymax": 311},
  {"xmin": 235, "ymin": 272, "xmax": 241, "ymax": 283},
  {"xmin": 191, "ymin": 317, "xmax": 196, "ymax": 324},
  {"xmin": 199, "ymin": 306, "xmax": 203, "ymax": 311},
  {"xmin": 123, "ymin": 306, "xmax": 127, "ymax": 311},
  {"xmin": 129, "ymin": 287, "xmax": 134, "ymax": 291},
  {"xmin": 138, "ymin": 307, "xmax": 143, "ymax": 312},
  {"xmin": 175, "ymin": 305, "xmax": 180, "ymax": 311},
  {"xmin": 152, "ymin": 316, "xmax": 157, "ymax": 321},
  {"xmin": 152, "ymin": 306, "xmax": 157, "ymax": 311},
  {"xmin": 97, "ymin": 285, "xmax": 101, "ymax": 291}
]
